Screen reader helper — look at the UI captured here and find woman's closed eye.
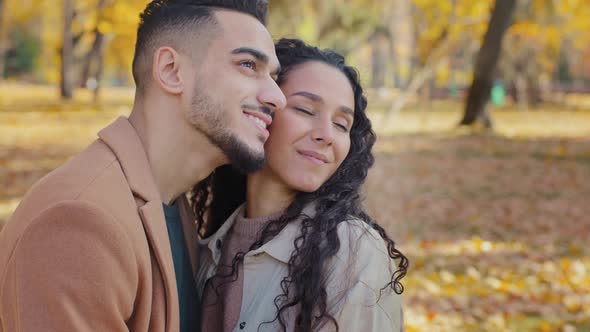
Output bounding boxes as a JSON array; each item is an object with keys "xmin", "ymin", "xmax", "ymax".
[
  {"xmin": 334, "ymin": 122, "xmax": 349, "ymax": 132},
  {"xmin": 294, "ymin": 107, "xmax": 314, "ymax": 115}
]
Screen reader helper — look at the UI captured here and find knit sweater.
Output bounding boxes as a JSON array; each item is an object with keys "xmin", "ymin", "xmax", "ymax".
[{"xmin": 200, "ymin": 209, "xmax": 284, "ymax": 332}]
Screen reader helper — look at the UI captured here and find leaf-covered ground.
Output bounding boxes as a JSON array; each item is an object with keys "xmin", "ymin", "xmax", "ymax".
[
  {"xmin": 1, "ymin": 84, "xmax": 589, "ymax": 331},
  {"xmin": 366, "ymin": 134, "xmax": 590, "ymax": 331}
]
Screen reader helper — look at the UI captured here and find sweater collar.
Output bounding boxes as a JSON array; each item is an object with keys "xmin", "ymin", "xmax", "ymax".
[{"xmin": 201, "ymin": 203, "xmax": 318, "ymax": 264}]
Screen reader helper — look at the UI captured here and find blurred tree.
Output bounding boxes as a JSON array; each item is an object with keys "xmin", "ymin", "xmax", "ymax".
[
  {"xmin": 60, "ymin": 0, "xmax": 75, "ymax": 99},
  {"xmin": 5, "ymin": 29, "xmax": 40, "ymax": 77},
  {"xmin": 389, "ymin": 0, "xmax": 414, "ymax": 88},
  {"xmin": 2, "ymin": 0, "xmax": 589, "ymax": 104},
  {"xmin": 79, "ymin": 0, "xmax": 110, "ymax": 101},
  {"xmin": 370, "ymin": 27, "xmax": 389, "ymax": 87},
  {"xmin": 386, "ymin": 0, "xmax": 493, "ymax": 117},
  {"xmin": 364, "ymin": 0, "xmax": 415, "ymax": 89},
  {"xmin": 460, "ymin": 0, "xmax": 516, "ymax": 127},
  {"xmin": 100, "ymin": 1, "xmax": 145, "ymax": 85},
  {"xmin": 0, "ymin": 0, "xmax": 6, "ymax": 77},
  {"xmin": 498, "ymin": 0, "xmax": 590, "ymax": 108},
  {"xmin": 269, "ymin": 0, "xmax": 381, "ymax": 55}
]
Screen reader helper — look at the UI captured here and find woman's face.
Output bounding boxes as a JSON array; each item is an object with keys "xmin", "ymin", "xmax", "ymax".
[{"xmin": 262, "ymin": 60, "xmax": 355, "ymax": 193}]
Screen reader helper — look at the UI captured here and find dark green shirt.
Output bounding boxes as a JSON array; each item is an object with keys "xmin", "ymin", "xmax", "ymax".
[{"xmin": 163, "ymin": 201, "xmax": 199, "ymax": 332}]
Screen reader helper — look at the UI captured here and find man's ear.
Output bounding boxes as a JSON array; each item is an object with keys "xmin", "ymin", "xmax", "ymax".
[{"xmin": 152, "ymin": 47, "xmax": 184, "ymax": 94}]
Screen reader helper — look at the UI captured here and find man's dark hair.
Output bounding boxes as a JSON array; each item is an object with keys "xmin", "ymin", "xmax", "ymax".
[{"xmin": 132, "ymin": 0, "xmax": 268, "ymax": 92}]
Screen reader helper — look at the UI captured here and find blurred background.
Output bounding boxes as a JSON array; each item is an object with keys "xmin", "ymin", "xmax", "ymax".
[{"xmin": 0, "ymin": 0, "xmax": 589, "ymax": 331}]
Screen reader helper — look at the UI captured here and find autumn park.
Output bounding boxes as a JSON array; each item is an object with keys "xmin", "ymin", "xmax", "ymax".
[{"xmin": 1, "ymin": 0, "xmax": 589, "ymax": 331}]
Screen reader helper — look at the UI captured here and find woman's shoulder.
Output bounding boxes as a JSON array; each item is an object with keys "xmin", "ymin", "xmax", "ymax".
[
  {"xmin": 331, "ymin": 218, "xmax": 395, "ymax": 281},
  {"xmin": 336, "ymin": 218, "xmax": 390, "ymax": 259},
  {"xmin": 326, "ymin": 218, "xmax": 402, "ymax": 322}
]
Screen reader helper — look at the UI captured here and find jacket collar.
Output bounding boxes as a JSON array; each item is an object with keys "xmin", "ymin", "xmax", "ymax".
[
  {"xmin": 202, "ymin": 203, "xmax": 317, "ymax": 264},
  {"xmin": 98, "ymin": 117, "xmax": 161, "ymax": 203},
  {"xmin": 98, "ymin": 117, "xmax": 179, "ymax": 331}
]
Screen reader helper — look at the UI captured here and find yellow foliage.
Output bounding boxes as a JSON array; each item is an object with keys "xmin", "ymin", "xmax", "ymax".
[{"xmin": 4, "ymin": 0, "xmax": 590, "ymax": 87}]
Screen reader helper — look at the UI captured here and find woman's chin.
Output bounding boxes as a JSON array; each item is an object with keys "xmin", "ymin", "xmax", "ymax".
[{"xmin": 290, "ymin": 182, "xmax": 322, "ymax": 194}]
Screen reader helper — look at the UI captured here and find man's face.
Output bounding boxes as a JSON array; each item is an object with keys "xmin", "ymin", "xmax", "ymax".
[{"xmin": 183, "ymin": 10, "xmax": 286, "ymax": 173}]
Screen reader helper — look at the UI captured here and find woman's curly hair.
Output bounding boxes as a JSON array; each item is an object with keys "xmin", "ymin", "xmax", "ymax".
[{"xmin": 191, "ymin": 38, "xmax": 408, "ymax": 332}]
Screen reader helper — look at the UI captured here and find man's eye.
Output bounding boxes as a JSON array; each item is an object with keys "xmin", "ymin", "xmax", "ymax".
[{"xmin": 240, "ymin": 60, "xmax": 257, "ymax": 70}]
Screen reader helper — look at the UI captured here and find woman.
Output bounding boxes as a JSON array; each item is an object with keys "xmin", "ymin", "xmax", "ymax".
[{"xmin": 191, "ymin": 38, "xmax": 408, "ymax": 332}]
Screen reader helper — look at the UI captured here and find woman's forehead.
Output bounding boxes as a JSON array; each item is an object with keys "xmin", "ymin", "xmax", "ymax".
[{"xmin": 281, "ymin": 61, "xmax": 354, "ymax": 109}]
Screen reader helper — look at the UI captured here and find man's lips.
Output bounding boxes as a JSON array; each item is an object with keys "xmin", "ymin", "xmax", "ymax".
[
  {"xmin": 243, "ymin": 110, "xmax": 273, "ymax": 126},
  {"xmin": 243, "ymin": 109, "xmax": 270, "ymax": 141},
  {"xmin": 298, "ymin": 149, "xmax": 329, "ymax": 164}
]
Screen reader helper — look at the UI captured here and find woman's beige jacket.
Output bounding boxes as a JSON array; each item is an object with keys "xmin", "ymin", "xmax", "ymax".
[{"xmin": 196, "ymin": 204, "xmax": 404, "ymax": 332}]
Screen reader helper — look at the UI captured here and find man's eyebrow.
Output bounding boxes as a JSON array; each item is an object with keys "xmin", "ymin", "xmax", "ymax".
[
  {"xmin": 290, "ymin": 91, "xmax": 355, "ymax": 116},
  {"xmin": 231, "ymin": 47, "xmax": 269, "ymax": 63},
  {"xmin": 231, "ymin": 47, "xmax": 281, "ymax": 76}
]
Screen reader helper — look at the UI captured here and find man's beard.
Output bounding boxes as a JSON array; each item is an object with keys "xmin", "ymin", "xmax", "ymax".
[{"xmin": 189, "ymin": 85, "xmax": 265, "ymax": 174}]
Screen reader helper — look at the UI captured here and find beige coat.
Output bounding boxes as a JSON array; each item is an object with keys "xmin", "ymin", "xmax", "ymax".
[
  {"xmin": 196, "ymin": 204, "xmax": 404, "ymax": 332},
  {"xmin": 0, "ymin": 117, "xmax": 199, "ymax": 332}
]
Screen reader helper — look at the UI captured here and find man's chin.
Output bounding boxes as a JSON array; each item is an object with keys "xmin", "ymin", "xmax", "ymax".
[
  {"xmin": 223, "ymin": 141, "xmax": 266, "ymax": 173},
  {"xmin": 227, "ymin": 152, "xmax": 265, "ymax": 173},
  {"xmin": 208, "ymin": 129, "xmax": 267, "ymax": 173}
]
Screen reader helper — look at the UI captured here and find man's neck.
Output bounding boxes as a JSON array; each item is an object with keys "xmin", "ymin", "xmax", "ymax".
[
  {"xmin": 246, "ymin": 169, "xmax": 296, "ymax": 219},
  {"xmin": 129, "ymin": 99, "xmax": 226, "ymax": 204}
]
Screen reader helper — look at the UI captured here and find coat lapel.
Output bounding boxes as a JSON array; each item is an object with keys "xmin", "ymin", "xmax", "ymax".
[
  {"xmin": 139, "ymin": 202, "xmax": 178, "ymax": 331},
  {"xmin": 98, "ymin": 117, "xmax": 178, "ymax": 332}
]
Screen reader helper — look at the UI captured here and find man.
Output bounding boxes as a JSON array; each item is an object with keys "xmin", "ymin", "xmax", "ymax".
[{"xmin": 0, "ymin": 0, "xmax": 285, "ymax": 331}]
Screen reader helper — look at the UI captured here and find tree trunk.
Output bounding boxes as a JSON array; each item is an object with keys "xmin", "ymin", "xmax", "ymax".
[
  {"xmin": 93, "ymin": 37, "xmax": 106, "ymax": 102},
  {"xmin": 527, "ymin": 75, "xmax": 543, "ymax": 107},
  {"xmin": 79, "ymin": 0, "xmax": 108, "ymax": 88},
  {"xmin": 386, "ymin": 29, "xmax": 452, "ymax": 118},
  {"xmin": 60, "ymin": 0, "xmax": 75, "ymax": 99},
  {"xmin": 460, "ymin": 0, "xmax": 516, "ymax": 127},
  {"xmin": 370, "ymin": 31, "xmax": 388, "ymax": 88},
  {"xmin": 514, "ymin": 73, "xmax": 528, "ymax": 111},
  {"xmin": 79, "ymin": 29, "xmax": 104, "ymax": 87},
  {"xmin": 389, "ymin": 0, "xmax": 414, "ymax": 89},
  {"xmin": 0, "ymin": 0, "xmax": 7, "ymax": 78}
]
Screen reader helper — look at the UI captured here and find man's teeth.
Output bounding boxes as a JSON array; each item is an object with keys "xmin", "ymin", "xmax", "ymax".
[{"xmin": 247, "ymin": 115, "xmax": 267, "ymax": 129}]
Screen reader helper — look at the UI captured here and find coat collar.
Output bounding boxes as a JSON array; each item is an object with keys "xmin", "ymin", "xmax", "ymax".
[
  {"xmin": 98, "ymin": 117, "xmax": 161, "ymax": 203},
  {"xmin": 98, "ymin": 117, "xmax": 179, "ymax": 331}
]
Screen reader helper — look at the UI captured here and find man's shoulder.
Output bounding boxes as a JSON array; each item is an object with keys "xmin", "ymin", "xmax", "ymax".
[
  {"xmin": 47, "ymin": 139, "xmax": 120, "ymax": 194},
  {"xmin": 0, "ymin": 138, "xmax": 140, "ymax": 278},
  {"xmin": 0, "ymin": 199, "xmax": 140, "ymax": 330},
  {"xmin": 17, "ymin": 139, "xmax": 120, "ymax": 210},
  {"xmin": 0, "ymin": 139, "xmax": 129, "ymax": 249}
]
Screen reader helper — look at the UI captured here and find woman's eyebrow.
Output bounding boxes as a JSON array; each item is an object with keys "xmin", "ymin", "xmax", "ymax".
[
  {"xmin": 289, "ymin": 91, "xmax": 323, "ymax": 103},
  {"xmin": 339, "ymin": 106, "xmax": 354, "ymax": 116}
]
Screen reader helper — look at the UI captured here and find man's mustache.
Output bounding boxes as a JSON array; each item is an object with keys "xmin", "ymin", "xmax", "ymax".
[{"xmin": 242, "ymin": 104, "xmax": 274, "ymax": 119}]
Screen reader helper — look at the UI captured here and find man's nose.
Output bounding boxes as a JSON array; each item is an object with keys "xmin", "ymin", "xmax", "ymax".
[{"xmin": 258, "ymin": 80, "xmax": 287, "ymax": 112}]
